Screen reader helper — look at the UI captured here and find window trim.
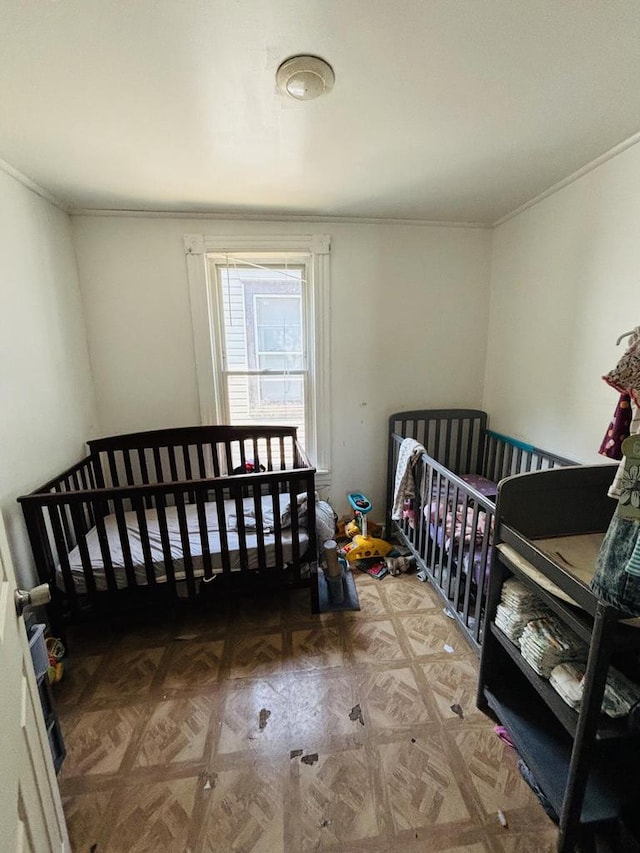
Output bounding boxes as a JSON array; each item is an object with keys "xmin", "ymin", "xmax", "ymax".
[{"xmin": 184, "ymin": 233, "xmax": 331, "ymax": 478}]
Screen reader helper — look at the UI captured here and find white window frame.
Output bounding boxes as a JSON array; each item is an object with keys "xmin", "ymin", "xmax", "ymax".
[{"xmin": 184, "ymin": 233, "xmax": 331, "ymax": 481}]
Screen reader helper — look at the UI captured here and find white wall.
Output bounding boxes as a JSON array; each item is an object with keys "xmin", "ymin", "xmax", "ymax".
[
  {"xmin": 71, "ymin": 216, "xmax": 492, "ymax": 515},
  {"xmin": 484, "ymin": 142, "xmax": 640, "ymax": 463},
  {"xmin": 0, "ymin": 170, "xmax": 97, "ymax": 585}
]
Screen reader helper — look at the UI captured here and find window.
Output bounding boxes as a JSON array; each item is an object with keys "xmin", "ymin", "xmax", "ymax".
[{"xmin": 185, "ymin": 234, "xmax": 331, "ymax": 479}]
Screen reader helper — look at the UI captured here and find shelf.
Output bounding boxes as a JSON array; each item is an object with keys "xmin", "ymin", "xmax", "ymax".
[
  {"xmin": 495, "ymin": 547, "xmax": 594, "ymax": 644},
  {"xmin": 484, "ymin": 680, "xmax": 640, "ymax": 825},
  {"xmin": 490, "ymin": 624, "xmax": 633, "ymax": 741}
]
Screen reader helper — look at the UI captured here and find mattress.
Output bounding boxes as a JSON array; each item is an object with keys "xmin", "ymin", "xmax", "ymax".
[{"xmin": 61, "ymin": 493, "xmax": 309, "ymax": 592}]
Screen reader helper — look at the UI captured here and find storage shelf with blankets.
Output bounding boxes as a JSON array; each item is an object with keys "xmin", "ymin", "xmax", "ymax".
[
  {"xmin": 18, "ymin": 425, "xmax": 320, "ymax": 628},
  {"xmin": 386, "ymin": 409, "xmax": 573, "ymax": 651},
  {"xmin": 477, "ymin": 464, "xmax": 640, "ymax": 852}
]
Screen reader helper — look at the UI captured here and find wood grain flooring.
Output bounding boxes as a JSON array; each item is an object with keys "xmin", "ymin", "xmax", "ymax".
[{"xmin": 55, "ymin": 572, "xmax": 559, "ymax": 852}]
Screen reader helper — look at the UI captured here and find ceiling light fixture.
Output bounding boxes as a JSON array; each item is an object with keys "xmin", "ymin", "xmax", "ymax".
[{"xmin": 276, "ymin": 55, "xmax": 335, "ymax": 101}]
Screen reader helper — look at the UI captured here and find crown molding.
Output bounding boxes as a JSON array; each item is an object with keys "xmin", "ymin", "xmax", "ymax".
[
  {"xmin": 493, "ymin": 130, "xmax": 640, "ymax": 228},
  {"xmin": 0, "ymin": 156, "xmax": 67, "ymax": 210},
  {"xmin": 67, "ymin": 206, "xmax": 490, "ymax": 229}
]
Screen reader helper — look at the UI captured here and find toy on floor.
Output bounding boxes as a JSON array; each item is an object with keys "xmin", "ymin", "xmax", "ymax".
[{"xmin": 343, "ymin": 492, "xmax": 393, "ymax": 563}]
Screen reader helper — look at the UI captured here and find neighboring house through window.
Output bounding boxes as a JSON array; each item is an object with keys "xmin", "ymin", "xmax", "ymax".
[{"xmin": 185, "ymin": 234, "xmax": 331, "ymax": 483}]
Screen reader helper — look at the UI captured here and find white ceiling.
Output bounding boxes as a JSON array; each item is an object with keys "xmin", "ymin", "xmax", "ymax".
[{"xmin": 2, "ymin": 0, "xmax": 640, "ymax": 224}]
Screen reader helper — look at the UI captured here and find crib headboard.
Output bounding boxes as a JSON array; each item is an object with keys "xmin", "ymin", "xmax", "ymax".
[
  {"xmin": 87, "ymin": 424, "xmax": 308, "ymax": 489},
  {"xmin": 388, "ymin": 409, "xmax": 487, "ymax": 472}
]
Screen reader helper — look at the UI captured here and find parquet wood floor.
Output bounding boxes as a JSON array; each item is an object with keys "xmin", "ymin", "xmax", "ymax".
[{"xmin": 56, "ymin": 572, "xmax": 559, "ymax": 852}]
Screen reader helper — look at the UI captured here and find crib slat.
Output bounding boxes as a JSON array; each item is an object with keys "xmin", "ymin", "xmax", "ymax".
[
  {"xmin": 288, "ymin": 479, "xmax": 300, "ymax": 569},
  {"xmin": 433, "ymin": 472, "xmax": 446, "ymax": 586},
  {"xmin": 168, "ymin": 446, "xmax": 179, "ymax": 482},
  {"xmin": 224, "ymin": 442, "xmax": 234, "ymax": 477},
  {"xmin": 70, "ymin": 502, "xmax": 98, "ymax": 598},
  {"xmin": 196, "ymin": 443, "xmax": 206, "ymax": 479},
  {"xmin": 152, "ymin": 446, "xmax": 165, "ymax": 482},
  {"xmin": 472, "ymin": 516, "xmax": 492, "ymax": 643},
  {"xmin": 251, "ymin": 485, "xmax": 267, "ymax": 573},
  {"xmin": 452, "ymin": 488, "xmax": 467, "ymax": 609},
  {"xmin": 195, "ymin": 490, "xmax": 214, "ymax": 582},
  {"xmin": 133, "ymin": 496, "xmax": 157, "ymax": 588},
  {"xmin": 78, "ymin": 468, "xmax": 96, "ymax": 528},
  {"xmin": 266, "ymin": 438, "xmax": 274, "ymax": 471},
  {"xmin": 123, "ymin": 450, "xmax": 135, "ymax": 486},
  {"xmin": 49, "ymin": 507, "xmax": 78, "ymax": 610},
  {"xmin": 215, "ymin": 489, "xmax": 231, "ymax": 574},
  {"xmin": 114, "ymin": 501, "xmax": 137, "ymax": 589},
  {"xmin": 53, "ymin": 483, "xmax": 73, "ymax": 547},
  {"xmin": 461, "ymin": 502, "xmax": 481, "ymax": 626},
  {"xmin": 211, "ymin": 443, "xmax": 221, "ymax": 477},
  {"xmin": 174, "ymin": 493, "xmax": 196, "ymax": 597},
  {"xmin": 270, "ymin": 481, "xmax": 284, "ymax": 570},
  {"xmin": 234, "ymin": 492, "xmax": 250, "ymax": 573},
  {"xmin": 107, "ymin": 450, "xmax": 120, "ymax": 487},
  {"xmin": 182, "ymin": 445, "xmax": 193, "ymax": 481},
  {"xmin": 155, "ymin": 495, "xmax": 177, "ymax": 592},
  {"xmin": 94, "ymin": 501, "xmax": 118, "ymax": 594}
]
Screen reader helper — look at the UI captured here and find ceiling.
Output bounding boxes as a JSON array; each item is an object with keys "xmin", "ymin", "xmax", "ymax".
[{"xmin": 2, "ymin": 0, "xmax": 640, "ymax": 224}]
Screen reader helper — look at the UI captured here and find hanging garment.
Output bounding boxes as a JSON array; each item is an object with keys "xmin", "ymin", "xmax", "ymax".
[
  {"xmin": 391, "ymin": 438, "xmax": 426, "ymax": 520},
  {"xmin": 603, "ymin": 326, "xmax": 640, "ymax": 404},
  {"xmin": 590, "ymin": 514, "xmax": 640, "ymax": 614},
  {"xmin": 599, "ymin": 393, "xmax": 632, "ymax": 460},
  {"xmin": 609, "ymin": 403, "xmax": 640, "ymax": 499}
]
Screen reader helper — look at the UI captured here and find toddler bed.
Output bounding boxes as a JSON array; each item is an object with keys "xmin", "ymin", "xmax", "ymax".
[
  {"xmin": 386, "ymin": 410, "xmax": 574, "ymax": 651},
  {"xmin": 19, "ymin": 425, "xmax": 317, "ymax": 629}
]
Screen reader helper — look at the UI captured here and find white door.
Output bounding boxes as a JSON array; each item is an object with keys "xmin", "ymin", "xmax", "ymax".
[{"xmin": 0, "ymin": 511, "xmax": 70, "ymax": 852}]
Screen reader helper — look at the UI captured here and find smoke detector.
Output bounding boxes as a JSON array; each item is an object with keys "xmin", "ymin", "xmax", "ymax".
[{"xmin": 276, "ymin": 55, "xmax": 335, "ymax": 101}]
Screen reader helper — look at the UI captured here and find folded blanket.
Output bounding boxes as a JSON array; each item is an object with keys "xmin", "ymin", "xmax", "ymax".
[{"xmin": 229, "ymin": 492, "xmax": 336, "ymax": 545}]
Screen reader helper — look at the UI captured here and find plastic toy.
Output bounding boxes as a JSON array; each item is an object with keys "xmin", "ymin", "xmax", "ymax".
[{"xmin": 344, "ymin": 492, "xmax": 393, "ymax": 562}]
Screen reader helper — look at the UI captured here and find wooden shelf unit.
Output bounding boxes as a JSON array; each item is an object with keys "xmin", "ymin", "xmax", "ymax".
[{"xmin": 477, "ymin": 464, "xmax": 640, "ymax": 852}]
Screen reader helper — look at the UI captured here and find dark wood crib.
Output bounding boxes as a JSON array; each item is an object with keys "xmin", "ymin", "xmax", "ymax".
[
  {"xmin": 386, "ymin": 409, "xmax": 574, "ymax": 651},
  {"xmin": 19, "ymin": 425, "xmax": 316, "ymax": 630}
]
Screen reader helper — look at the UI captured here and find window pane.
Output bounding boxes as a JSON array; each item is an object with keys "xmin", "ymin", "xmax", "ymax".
[
  {"xmin": 259, "ymin": 353, "xmax": 304, "ymax": 371},
  {"xmin": 257, "ymin": 325, "xmax": 302, "ymax": 353},
  {"xmin": 225, "ymin": 374, "xmax": 306, "ymax": 449},
  {"xmin": 256, "ymin": 296, "xmax": 301, "ymax": 326}
]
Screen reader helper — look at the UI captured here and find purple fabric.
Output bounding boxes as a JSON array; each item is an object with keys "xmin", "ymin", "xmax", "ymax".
[
  {"xmin": 460, "ymin": 474, "xmax": 498, "ymax": 498},
  {"xmin": 599, "ymin": 393, "xmax": 632, "ymax": 460}
]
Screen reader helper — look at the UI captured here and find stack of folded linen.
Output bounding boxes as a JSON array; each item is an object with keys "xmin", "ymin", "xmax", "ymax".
[
  {"xmin": 495, "ymin": 578, "xmax": 549, "ymax": 642},
  {"xmin": 550, "ymin": 661, "xmax": 640, "ymax": 718},
  {"xmin": 519, "ymin": 616, "xmax": 587, "ymax": 678}
]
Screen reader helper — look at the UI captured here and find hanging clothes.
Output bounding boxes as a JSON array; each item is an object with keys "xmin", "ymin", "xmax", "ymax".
[
  {"xmin": 601, "ymin": 328, "xmax": 640, "ymax": 499},
  {"xmin": 599, "ymin": 393, "xmax": 632, "ymax": 460},
  {"xmin": 591, "ymin": 329, "xmax": 640, "ymax": 614},
  {"xmin": 590, "ymin": 514, "xmax": 640, "ymax": 614}
]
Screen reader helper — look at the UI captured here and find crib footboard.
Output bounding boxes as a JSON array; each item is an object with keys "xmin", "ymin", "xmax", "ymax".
[{"xmin": 18, "ymin": 425, "xmax": 317, "ymax": 628}]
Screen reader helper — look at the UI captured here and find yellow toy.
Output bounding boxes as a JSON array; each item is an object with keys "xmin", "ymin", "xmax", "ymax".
[{"xmin": 344, "ymin": 492, "xmax": 393, "ymax": 563}]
